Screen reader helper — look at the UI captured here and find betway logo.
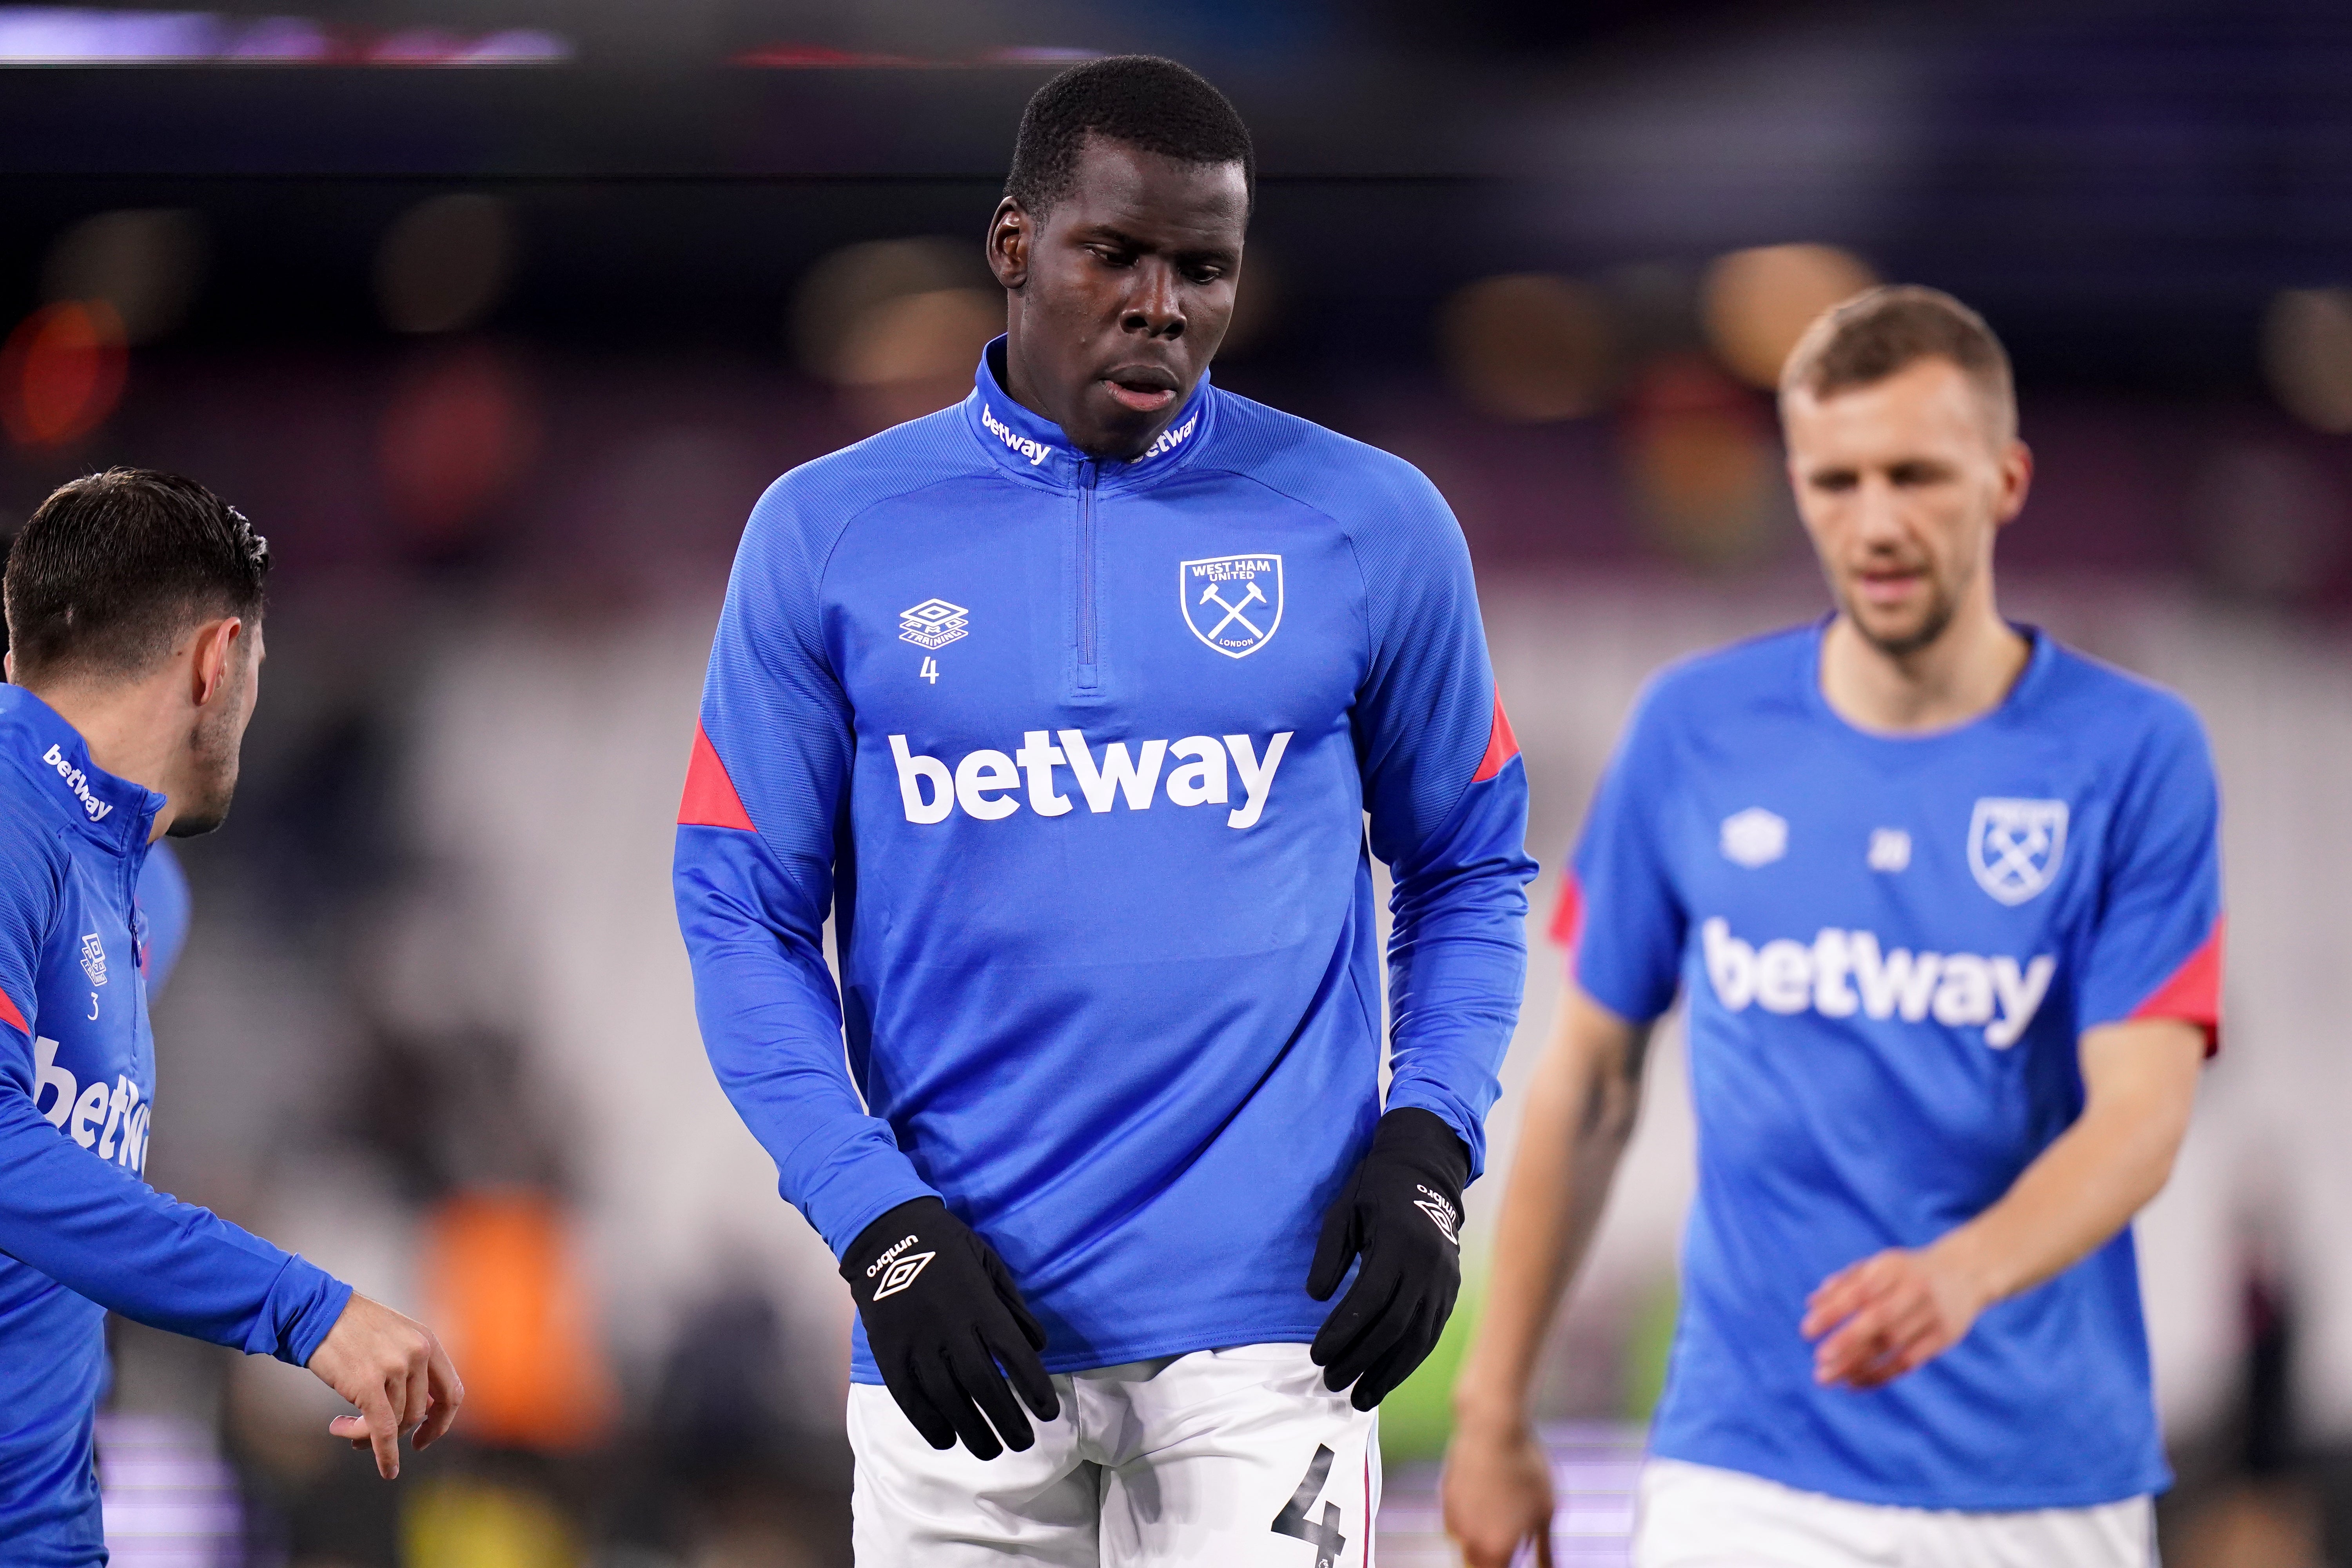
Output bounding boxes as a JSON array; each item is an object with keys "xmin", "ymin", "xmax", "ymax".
[
  {"xmin": 1142, "ymin": 409, "xmax": 1199, "ymax": 461},
  {"xmin": 981, "ymin": 403, "xmax": 1053, "ymax": 466},
  {"xmin": 891, "ymin": 730, "xmax": 1291, "ymax": 830},
  {"xmin": 1702, "ymin": 918, "xmax": 2056, "ymax": 1050},
  {"xmin": 41, "ymin": 744, "xmax": 112, "ymax": 822},
  {"xmin": 33, "ymin": 1038, "xmax": 148, "ymax": 1173}
]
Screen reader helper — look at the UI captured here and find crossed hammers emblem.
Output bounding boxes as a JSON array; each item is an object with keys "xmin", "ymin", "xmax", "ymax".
[
  {"xmin": 1199, "ymin": 580, "xmax": 1269, "ymax": 641},
  {"xmin": 1981, "ymin": 822, "xmax": 2053, "ymax": 887}
]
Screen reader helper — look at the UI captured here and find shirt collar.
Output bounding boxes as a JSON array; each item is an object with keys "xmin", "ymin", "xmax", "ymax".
[
  {"xmin": 0, "ymin": 685, "xmax": 165, "ymax": 854},
  {"xmin": 962, "ymin": 337, "xmax": 1214, "ymax": 491}
]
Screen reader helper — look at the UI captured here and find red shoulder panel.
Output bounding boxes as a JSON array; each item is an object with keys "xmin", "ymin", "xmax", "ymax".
[
  {"xmin": 1471, "ymin": 692, "xmax": 1521, "ymax": 784},
  {"xmin": 678, "ymin": 722, "xmax": 756, "ymax": 832},
  {"xmin": 2131, "ymin": 915, "xmax": 2224, "ymax": 1056},
  {"xmin": 0, "ymin": 987, "xmax": 26, "ymax": 1038},
  {"xmin": 1548, "ymin": 872, "xmax": 1584, "ymax": 951}
]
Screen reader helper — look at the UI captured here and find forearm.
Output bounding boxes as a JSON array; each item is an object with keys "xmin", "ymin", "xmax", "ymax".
[
  {"xmin": 0, "ymin": 1091, "xmax": 347, "ymax": 1358},
  {"xmin": 1453, "ymin": 995, "xmax": 1647, "ymax": 1431},
  {"xmin": 1933, "ymin": 1018, "xmax": 2203, "ymax": 1307},
  {"xmin": 1383, "ymin": 785, "xmax": 1537, "ymax": 1172},
  {"xmin": 676, "ymin": 848, "xmax": 934, "ymax": 1254}
]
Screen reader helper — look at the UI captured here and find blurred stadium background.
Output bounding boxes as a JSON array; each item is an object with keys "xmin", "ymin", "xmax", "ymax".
[{"xmin": 4, "ymin": 1, "xmax": 2351, "ymax": 1563}]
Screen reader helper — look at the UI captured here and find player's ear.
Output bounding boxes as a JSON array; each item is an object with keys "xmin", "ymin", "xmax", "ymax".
[
  {"xmin": 987, "ymin": 198, "xmax": 1031, "ymax": 291},
  {"xmin": 187, "ymin": 616, "xmax": 242, "ymax": 708},
  {"xmin": 1994, "ymin": 440, "xmax": 2033, "ymax": 528}
]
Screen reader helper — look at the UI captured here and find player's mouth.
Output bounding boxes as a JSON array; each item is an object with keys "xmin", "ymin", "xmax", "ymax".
[
  {"xmin": 1102, "ymin": 366, "xmax": 1180, "ymax": 414},
  {"xmin": 1854, "ymin": 564, "xmax": 1927, "ymax": 608}
]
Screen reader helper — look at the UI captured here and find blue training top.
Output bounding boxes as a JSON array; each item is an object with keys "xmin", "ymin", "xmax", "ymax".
[
  {"xmin": 1566, "ymin": 622, "xmax": 2222, "ymax": 1510},
  {"xmin": 0, "ymin": 686, "xmax": 350, "ymax": 1565},
  {"xmin": 674, "ymin": 343, "xmax": 1536, "ymax": 1381}
]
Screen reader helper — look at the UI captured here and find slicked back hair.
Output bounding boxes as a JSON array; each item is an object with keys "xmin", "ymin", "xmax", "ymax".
[
  {"xmin": 1005, "ymin": 55, "xmax": 1255, "ymax": 218},
  {"xmin": 1781, "ymin": 285, "xmax": 2018, "ymax": 447},
  {"xmin": 4, "ymin": 468, "xmax": 268, "ymax": 686}
]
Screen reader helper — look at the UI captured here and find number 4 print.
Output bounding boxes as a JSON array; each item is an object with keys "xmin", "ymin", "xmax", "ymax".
[
  {"xmin": 1271, "ymin": 1444, "xmax": 1348, "ymax": 1567},
  {"xmin": 919, "ymin": 656, "xmax": 939, "ymax": 684}
]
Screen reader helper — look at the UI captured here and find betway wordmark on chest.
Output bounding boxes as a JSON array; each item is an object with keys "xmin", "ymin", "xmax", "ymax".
[{"xmin": 890, "ymin": 730, "xmax": 1292, "ymax": 829}]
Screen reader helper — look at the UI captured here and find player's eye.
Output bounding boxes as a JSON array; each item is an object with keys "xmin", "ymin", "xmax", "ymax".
[
  {"xmin": 1810, "ymin": 471, "xmax": 1859, "ymax": 493},
  {"xmin": 1089, "ymin": 245, "xmax": 1136, "ymax": 267}
]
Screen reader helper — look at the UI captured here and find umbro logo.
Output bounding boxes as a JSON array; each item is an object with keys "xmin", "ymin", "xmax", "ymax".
[
  {"xmin": 1412, "ymin": 1185, "xmax": 1459, "ymax": 1246},
  {"xmin": 872, "ymin": 1252, "xmax": 935, "ymax": 1299},
  {"xmin": 899, "ymin": 599, "xmax": 969, "ymax": 650}
]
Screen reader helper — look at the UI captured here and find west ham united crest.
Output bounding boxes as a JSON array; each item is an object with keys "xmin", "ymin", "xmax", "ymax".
[
  {"xmin": 1969, "ymin": 797, "xmax": 2069, "ymax": 905},
  {"xmin": 1180, "ymin": 554, "xmax": 1283, "ymax": 658}
]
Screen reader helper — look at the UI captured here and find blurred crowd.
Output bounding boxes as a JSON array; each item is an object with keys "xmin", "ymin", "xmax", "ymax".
[{"xmin": 5, "ymin": 4, "xmax": 2352, "ymax": 1564}]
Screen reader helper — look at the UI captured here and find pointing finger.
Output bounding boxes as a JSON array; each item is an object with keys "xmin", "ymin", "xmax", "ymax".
[{"xmin": 362, "ymin": 1384, "xmax": 401, "ymax": 1479}]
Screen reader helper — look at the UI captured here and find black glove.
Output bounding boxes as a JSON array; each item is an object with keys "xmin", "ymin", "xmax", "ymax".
[
  {"xmin": 1307, "ymin": 1107, "xmax": 1471, "ymax": 1411},
  {"xmin": 841, "ymin": 1196, "xmax": 1060, "ymax": 1459}
]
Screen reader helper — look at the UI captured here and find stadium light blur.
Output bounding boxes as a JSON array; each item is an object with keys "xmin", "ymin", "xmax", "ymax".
[
  {"xmin": 375, "ymin": 193, "xmax": 517, "ymax": 336},
  {"xmin": 377, "ymin": 344, "xmax": 539, "ymax": 543},
  {"xmin": 1438, "ymin": 274, "xmax": 1616, "ymax": 423},
  {"xmin": 795, "ymin": 238, "xmax": 1001, "ymax": 434},
  {"xmin": 0, "ymin": 300, "xmax": 127, "ymax": 450},
  {"xmin": 1619, "ymin": 352, "xmax": 1782, "ymax": 569},
  {"xmin": 1700, "ymin": 244, "xmax": 1877, "ymax": 390},
  {"xmin": 2262, "ymin": 288, "xmax": 2352, "ymax": 435},
  {"xmin": 0, "ymin": 8, "xmax": 568, "ymax": 62},
  {"xmin": 42, "ymin": 209, "xmax": 207, "ymax": 345}
]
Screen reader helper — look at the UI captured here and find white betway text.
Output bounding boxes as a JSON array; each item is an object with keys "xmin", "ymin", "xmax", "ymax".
[
  {"xmin": 1702, "ymin": 917, "xmax": 2056, "ymax": 1050},
  {"xmin": 32, "ymin": 1037, "xmax": 149, "ymax": 1173},
  {"xmin": 891, "ymin": 730, "xmax": 1291, "ymax": 830},
  {"xmin": 42, "ymin": 744, "xmax": 112, "ymax": 822}
]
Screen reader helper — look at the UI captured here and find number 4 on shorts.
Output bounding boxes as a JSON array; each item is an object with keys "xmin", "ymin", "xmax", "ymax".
[{"xmin": 1271, "ymin": 1444, "xmax": 1348, "ymax": 1567}]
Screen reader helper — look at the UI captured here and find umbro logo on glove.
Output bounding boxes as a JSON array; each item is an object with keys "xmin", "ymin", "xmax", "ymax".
[
  {"xmin": 842, "ymin": 1197, "xmax": 1060, "ymax": 1460},
  {"xmin": 1308, "ymin": 1107, "xmax": 1473, "ymax": 1411},
  {"xmin": 1412, "ymin": 1185, "xmax": 1460, "ymax": 1245}
]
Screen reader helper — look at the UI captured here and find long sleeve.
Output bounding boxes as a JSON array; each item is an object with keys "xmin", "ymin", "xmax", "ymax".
[
  {"xmin": 0, "ymin": 817, "xmax": 348, "ymax": 1365},
  {"xmin": 1348, "ymin": 462, "xmax": 1539, "ymax": 1180},
  {"xmin": 673, "ymin": 478, "xmax": 936, "ymax": 1259}
]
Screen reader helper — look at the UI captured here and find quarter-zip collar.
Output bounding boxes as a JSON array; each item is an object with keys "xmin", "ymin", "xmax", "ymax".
[
  {"xmin": 0, "ymin": 685, "xmax": 164, "ymax": 859},
  {"xmin": 963, "ymin": 337, "xmax": 1214, "ymax": 494}
]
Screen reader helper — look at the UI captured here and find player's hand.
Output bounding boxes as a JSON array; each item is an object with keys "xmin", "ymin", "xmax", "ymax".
[
  {"xmin": 1802, "ymin": 1243, "xmax": 1989, "ymax": 1388},
  {"xmin": 306, "ymin": 1293, "xmax": 463, "ymax": 1479},
  {"xmin": 1441, "ymin": 1415, "xmax": 1555, "ymax": 1568},
  {"xmin": 1307, "ymin": 1107, "xmax": 1471, "ymax": 1412},
  {"xmin": 842, "ymin": 1196, "xmax": 1060, "ymax": 1460}
]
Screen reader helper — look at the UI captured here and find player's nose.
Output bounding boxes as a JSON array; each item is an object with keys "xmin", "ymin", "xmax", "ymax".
[
  {"xmin": 1120, "ymin": 260, "xmax": 1185, "ymax": 339},
  {"xmin": 1848, "ymin": 477, "xmax": 1912, "ymax": 545}
]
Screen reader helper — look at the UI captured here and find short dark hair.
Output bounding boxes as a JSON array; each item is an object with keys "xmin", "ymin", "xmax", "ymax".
[
  {"xmin": 1004, "ymin": 55, "xmax": 1255, "ymax": 217},
  {"xmin": 1781, "ymin": 285, "xmax": 2018, "ymax": 444},
  {"xmin": 4, "ymin": 468, "xmax": 269, "ymax": 685}
]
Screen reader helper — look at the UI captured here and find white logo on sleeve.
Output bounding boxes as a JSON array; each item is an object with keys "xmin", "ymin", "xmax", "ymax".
[
  {"xmin": 899, "ymin": 599, "xmax": 970, "ymax": 650},
  {"xmin": 1969, "ymin": 798, "xmax": 2069, "ymax": 905},
  {"xmin": 1702, "ymin": 917, "xmax": 2056, "ymax": 1049},
  {"xmin": 1180, "ymin": 555, "xmax": 1283, "ymax": 657},
  {"xmin": 1719, "ymin": 808, "xmax": 1788, "ymax": 868},
  {"xmin": 1868, "ymin": 828, "xmax": 1911, "ymax": 873}
]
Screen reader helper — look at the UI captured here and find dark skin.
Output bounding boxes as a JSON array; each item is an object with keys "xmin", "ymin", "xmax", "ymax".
[{"xmin": 987, "ymin": 134, "xmax": 1249, "ymax": 461}]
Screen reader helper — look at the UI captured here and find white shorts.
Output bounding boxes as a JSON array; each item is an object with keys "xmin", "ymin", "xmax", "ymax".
[
  {"xmin": 1633, "ymin": 1458, "xmax": 2156, "ymax": 1568},
  {"xmin": 848, "ymin": 1343, "xmax": 1379, "ymax": 1566}
]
